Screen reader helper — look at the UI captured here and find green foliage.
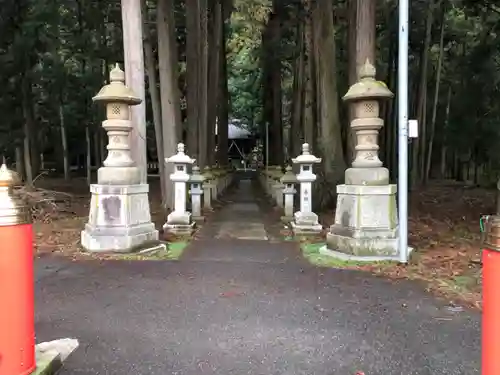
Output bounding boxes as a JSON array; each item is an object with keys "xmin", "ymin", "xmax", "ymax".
[
  {"xmin": 1, "ymin": 0, "xmax": 500, "ymax": 183},
  {"xmin": 0, "ymin": 0, "xmax": 122, "ymax": 161},
  {"xmin": 226, "ymin": 0, "xmax": 270, "ymax": 131}
]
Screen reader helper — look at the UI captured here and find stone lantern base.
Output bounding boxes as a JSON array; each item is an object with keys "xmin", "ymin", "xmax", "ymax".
[
  {"xmin": 163, "ymin": 211, "xmax": 195, "ymax": 235},
  {"xmin": 291, "ymin": 211, "xmax": 323, "ymax": 235},
  {"xmin": 81, "ymin": 184, "xmax": 162, "ymax": 253},
  {"xmin": 321, "ymin": 184, "xmax": 412, "ymax": 261}
]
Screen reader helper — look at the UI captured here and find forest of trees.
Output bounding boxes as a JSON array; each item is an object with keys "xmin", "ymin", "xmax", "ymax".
[{"xmin": 1, "ymin": 0, "xmax": 499, "ymax": 211}]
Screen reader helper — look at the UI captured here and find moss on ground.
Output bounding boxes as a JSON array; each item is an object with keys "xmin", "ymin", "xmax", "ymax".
[{"xmin": 166, "ymin": 241, "xmax": 189, "ymax": 260}]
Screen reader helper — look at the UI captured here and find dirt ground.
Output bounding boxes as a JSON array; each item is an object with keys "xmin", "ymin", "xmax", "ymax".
[{"xmin": 32, "ymin": 176, "xmax": 487, "ymax": 309}]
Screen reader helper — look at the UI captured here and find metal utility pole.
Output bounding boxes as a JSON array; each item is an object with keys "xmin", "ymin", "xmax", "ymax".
[{"xmin": 398, "ymin": 0, "xmax": 409, "ymax": 263}]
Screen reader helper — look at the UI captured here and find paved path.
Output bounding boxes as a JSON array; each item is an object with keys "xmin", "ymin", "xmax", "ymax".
[{"xmin": 35, "ymin": 175, "xmax": 480, "ymax": 374}]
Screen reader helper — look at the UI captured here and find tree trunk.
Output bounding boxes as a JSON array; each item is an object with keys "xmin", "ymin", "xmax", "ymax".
[
  {"xmin": 269, "ymin": 9, "xmax": 283, "ymax": 165},
  {"xmin": 260, "ymin": 8, "xmax": 283, "ymax": 166},
  {"xmin": 85, "ymin": 126, "xmax": 92, "ymax": 185},
  {"xmin": 186, "ymin": 0, "xmax": 200, "ymax": 158},
  {"xmin": 412, "ymin": 0, "xmax": 436, "ymax": 186},
  {"xmin": 424, "ymin": 8, "xmax": 445, "ymax": 183},
  {"xmin": 355, "ymin": 0, "xmax": 376, "ymax": 77},
  {"xmin": 144, "ymin": 0, "xmax": 167, "ymax": 206},
  {"xmin": 345, "ymin": 0, "xmax": 376, "ymax": 165},
  {"xmin": 439, "ymin": 86, "xmax": 452, "ymax": 178},
  {"xmin": 15, "ymin": 146, "xmax": 24, "ymax": 178},
  {"xmin": 59, "ymin": 102, "xmax": 70, "ymax": 180},
  {"xmin": 197, "ymin": 0, "xmax": 209, "ymax": 167},
  {"xmin": 21, "ymin": 77, "xmax": 33, "ymax": 187},
  {"xmin": 207, "ymin": 0, "xmax": 222, "ymax": 166},
  {"xmin": 157, "ymin": 0, "xmax": 181, "ymax": 210},
  {"xmin": 121, "ymin": 0, "xmax": 148, "ymax": 183},
  {"xmin": 302, "ymin": 0, "xmax": 315, "ymax": 147},
  {"xmin": 290, "ymin": 21, "xmax": 304, "ymax": 160},
  {"xmin": 93, "ymin": 129, "xmax": 100, "ymax": 168},
  {"xmin": 346, "ymin": 0, "xmax": 357, "ymax": 163},
  {"xmin": 311, "ymin": 0, "xmax": 346, "ymax": 208},
  {"xmin": 217, "ymin": 7, "xmax": 229, "ymax": 166}
]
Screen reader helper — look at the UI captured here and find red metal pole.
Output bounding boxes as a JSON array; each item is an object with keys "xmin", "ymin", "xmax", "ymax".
[
  {"xmin": 0, "ymin": 165, "xmax": 35, "ymax": 375},
  {"xmin": 483, "ymin": 247, "xmax": 500, "ymax": 375}
]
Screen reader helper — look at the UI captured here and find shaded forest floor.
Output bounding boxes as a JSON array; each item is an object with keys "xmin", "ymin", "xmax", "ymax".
[{"xmin": 32, "ymin": 176, "xmax": 488, "ymax": 309}]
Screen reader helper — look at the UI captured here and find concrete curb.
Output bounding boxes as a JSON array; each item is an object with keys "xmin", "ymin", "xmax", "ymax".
[{"xmin": 32, "ymin": 338, "xmax": 79, "ymax": 375}]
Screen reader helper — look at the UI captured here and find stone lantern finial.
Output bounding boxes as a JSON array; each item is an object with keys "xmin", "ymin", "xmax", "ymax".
[
  {"xmin": 110, "ymin": 63, "xmax": 126, "ymax": 83},
  {"xmin": 359, "ymin": 59, "xmax": 376, "ymax": 80},
  {"xmin": 92, "ymin": 63, "xmax": 141, "ymax": 105}
]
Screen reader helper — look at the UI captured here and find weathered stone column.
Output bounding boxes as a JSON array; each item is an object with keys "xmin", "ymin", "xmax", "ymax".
[
  {"xmin": 163, "ymin": 143, "xmax": 195, "ymax": 235},
  {"xmin": 273, "ymin": 172, "xmax": 284, "ymax": 208},
  {"xmin": 81, "ymin": 64, "xmax": 161, "ymax": 253},
  {"xmin": 189, "ymin": 166, "xmax": 205, "ymax": 222},
  {"xmin": 202, "ymin": 167, "xmax": 214, "ymax": 211},
  {"xmin": 291, "ymin": 144, "xmax": 322, "ymax": 235},
  {"xmin": 322, "ymin": 60, "xmax": 411, "ymax": 261},
  {"xmin": 280, "ymin": 166, "xmax": 296, "ymax": 223}
]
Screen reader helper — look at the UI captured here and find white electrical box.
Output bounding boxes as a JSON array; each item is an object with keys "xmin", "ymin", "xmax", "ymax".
[{"xmin": 408, "ymin": 119, "xmax": 418, "ymax": 138}]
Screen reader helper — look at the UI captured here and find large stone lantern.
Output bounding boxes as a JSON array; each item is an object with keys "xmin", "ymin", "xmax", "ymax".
[
  {"xmin": 322, "ymin": 60, "xmax": 410, "ymax": 261},
  {"xmin": 81, "ymin": 64, "xmax": 161, "ymax": 253}
]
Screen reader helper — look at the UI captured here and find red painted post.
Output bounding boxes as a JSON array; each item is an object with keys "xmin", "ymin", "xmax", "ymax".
[
  {"xmin": 0, "ymin": 164, "xmax": 35, "ymax": 375},
  {"xmin": 482, "ymin": 215, "xmax": 500, "ymax": 375}
]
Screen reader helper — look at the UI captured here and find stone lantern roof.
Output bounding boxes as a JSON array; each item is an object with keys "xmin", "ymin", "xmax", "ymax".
[
  {"xmin": 343, "ymin": 59, "xmax": 393, "ymax": 102},
  {"xmin": 292, "ymin": 143, "xmax": 321, "ymax": 164},
  {"xmin": 166, "ymin": 143, "xmax": 195, "ymax": 164},
  {"xmin": 190, "ymin": 166, "xmax": 205, "ymax": 183},
  {"xmin": 93, "ymin": 63, "xmax": 142, "ymax": 105},
  {"xmin": 280, "ymin": 165, "xmax": 297, "ymax": 184}
]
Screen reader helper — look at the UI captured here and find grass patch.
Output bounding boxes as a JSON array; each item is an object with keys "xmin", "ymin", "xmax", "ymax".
[
  {"xmin": 300, "ymin": 242, "xmax": 393, "ymax": 269},
  {"xmin": 166, "ymin": 241, "xmax": 190, "ymax": 260}
]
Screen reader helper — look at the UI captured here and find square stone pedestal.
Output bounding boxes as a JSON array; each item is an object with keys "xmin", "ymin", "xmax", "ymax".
[
  {"xmin": 163, "ymin": 211, "xmax": 195, "ymax": 235},
  {"xmin": 323, "ymin": 184, "xmax": 412, "ymax": 261},
  {"xmin": 291, "ymin": 211, "xmax": 323, "ymax": 235},
  {"xmin": 81, "ymin": 184, "xmax": 162, "ymax": 253}
]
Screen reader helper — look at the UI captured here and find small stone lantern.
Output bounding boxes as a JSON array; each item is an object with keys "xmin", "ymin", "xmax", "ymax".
[
  {"xmin": 92, "ymin": 63, "xmax": 141, "ymax": 185},
  {"xmin": 202, "ymin": 166, "xmax": 214, "ymax": 210},
  {"xmin": 280, "ymin": 165, "xmax": 296, "ymax": 223},
  {"xmin": 189, "ymin": 165, "xmax": 205, "ymax": 222},
  {"xmin": 291, "ymin": 143, "xmax": 322, "ymax": 234},
  {"xmin": 343, "ymin": 59, "xmax": 393, "ymax": 185},
  {"xmin": 164, "ymin": 143, "xmax": 195, "ymax": 234}
]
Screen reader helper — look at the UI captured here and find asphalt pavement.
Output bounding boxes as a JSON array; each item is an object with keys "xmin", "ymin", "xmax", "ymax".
[{"xmin": 34, "ymin": 177, "xmax": 480, "ymax": 375}]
